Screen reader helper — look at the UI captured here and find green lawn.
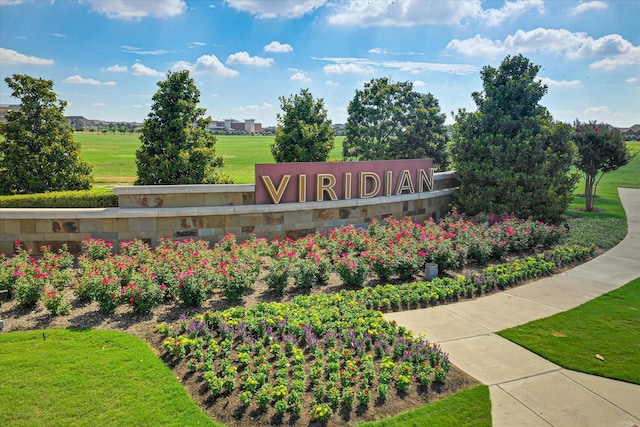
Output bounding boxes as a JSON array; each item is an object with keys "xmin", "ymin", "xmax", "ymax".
[
  {"xmin": 76, "ymin": 133, "xmax": 344, "ymax": 186},
  {"xmin": 361, "ymin": 385, "xmax": 491, "ymax": 427},
  {"xmin": 498, "ymin": 276, "xmax": 640, "ymax": 384},
  {"xmin": 0, "ymin": 329, "xmax": 221, "ymax": 427},
  {"xmin": 498, "ymin": 144, "xmax": 640, "ymax": 385}
]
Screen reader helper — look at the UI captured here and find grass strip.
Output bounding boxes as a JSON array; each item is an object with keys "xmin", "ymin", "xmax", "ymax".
[
  {"xmin": 0, "ymin": 329, "xmax": 221, "ymax": 427},
  {"xmin": 498, "ymin": 276, "xmax": 640, "ymax": 384},
  {"xmin": 360, "ymin": 385, "xmax": 491, "ymax": 427}
]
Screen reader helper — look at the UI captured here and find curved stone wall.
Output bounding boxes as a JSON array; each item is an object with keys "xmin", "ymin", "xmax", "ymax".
[{"xmin": 0, "ymin": 172, "xmax": 458, "ymax": 255}]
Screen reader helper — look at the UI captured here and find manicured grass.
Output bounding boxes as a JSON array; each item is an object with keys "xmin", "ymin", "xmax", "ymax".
[
  {"xmin": 498, "ymin": 144, "xmax": 640, "ymax": 385},
  {"xmin": 361, "ymin": 385, "xmax": 491, "ymax": 427},
  {"xmin": 0, "ymin": 329, "xmax": 221, "ymax": 427},
  {"xmin": 75, "ymin": 133, "xmax": 344, "ymax": 186},
  {"xmin": 76, "ymin": 133, "xmax": 140, "ymax": 187},
  {"xmin": 498, "ymin": 276, "xmax": 640, "ymax": 384},
  {"xmin": 566, "ymin": 142, "xmax": 640, "ymax": 220}
]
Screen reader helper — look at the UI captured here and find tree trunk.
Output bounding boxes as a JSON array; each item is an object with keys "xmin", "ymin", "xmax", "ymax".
[{"xmin": 585, "ymin": 173, "xmax": 595, "ymax": 211}]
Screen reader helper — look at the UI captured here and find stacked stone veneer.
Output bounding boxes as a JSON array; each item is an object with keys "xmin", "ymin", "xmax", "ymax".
[{"xmin": 0, "ymin": 172, "xmax": 458, "ymax": 255}]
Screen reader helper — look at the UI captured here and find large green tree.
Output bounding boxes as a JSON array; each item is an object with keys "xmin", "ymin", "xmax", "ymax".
[
  {"xmin": 136, "ymin": 70, "xmax": 228, "ymax": 185},
  {"xmin": 573, "ymin": 121, "xmax": 635, "ymax": 211},
  {"xmin": 343, "ymin": 78, "xmax": 449, "ymax": 170},
  {"xmin": 0, "ymin": 74, "xmax": 93, "ymax": 195},
  {"xmin": 450, "ymin": 55, "xmax": 578, "ymax": 222},
  {"xmin": 271, "ymin": 89, "xmax": 335, "ymax": 162}
]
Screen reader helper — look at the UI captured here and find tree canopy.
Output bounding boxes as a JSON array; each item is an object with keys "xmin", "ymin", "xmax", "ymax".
[
  {"xmin": 342, "ymin": 78, "xmax": 449, "ymax": 170},
  {"xmin": 271, "ymin": 89, "xmax": 335, "ymax": 163},
  {"xmin": 450, "ymin": 55, "xmax": 579, "ymax": 222},
  {"xmin": 0, "ymin": 74, "xmax": 93, "ymax": 195},
  {"xmin": 573, "ymin": 120, "xmax": 635, "ymax": 211},
  {"xmin": 135, "ymin": 70, "xmax": 228, "ymax": 185}
]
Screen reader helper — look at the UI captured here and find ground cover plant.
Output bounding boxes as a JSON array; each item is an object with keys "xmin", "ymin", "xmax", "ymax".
[
  {"xmin": 498, "ymin": 276, "xmax": 640, "ymax": 384},
  {"xmin": 0, "ymin": 329, "xmax": 222, "ymax": 427}
]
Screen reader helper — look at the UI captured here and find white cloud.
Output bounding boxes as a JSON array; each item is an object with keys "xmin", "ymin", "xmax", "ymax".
[
  {"xmin": 85, "ymin": 0, "xmax": 186, "ymax": 20},
  {"xmin": 328, "ymin": 0, "xmax": 482, "ymax": 26},
  {"xmin": 626, "ymin": 77, "xmax": 638, "ymax": 83},
  {"xmin": 264, "ymin": 41, "xmax": 293, "ymax": 53},
  {"xmin": 122, "ymin": 45, "xmax": 170, "ymax": 56},
  {"xmin": 226, "ymin": 51, "xmax": 274, "ymax": 67},
  {"xmin": 225, "ymin": 0, "xmax": 327, "ymax": 18},
  {"xmin": 413, "ymin": 80, "xmax": 426, "ymax": 87},
  {"xmin": 325, "ymin": 80, "xmax": 339, "ymax": 86},
  {"xmin": 590, "ymin": 49, "xmax": 640, "ymax": 71},
  {"xmin": 102, "ymin": 64, "xmax": 128, "ymax": 72},
  {"xmin": 53, "ymin": 32, "xmax": 66, "ymax": 38},
  {"xmin": 324, "ymin": 63, "xmax": 374, "ymax": 74},
  {"xmin": 240, "ymin": 103, "xmax": 273, "ymax": 111},
  {"xmin": 92, "ymin": 102, "xmax": 106, "ymax": 107},
  {"xmin": 315, "ymin": 56, "xmax": 476, "ymax": 76},
  {"xmin": 539, "ymin": 77, "xmax": 582, "ymax": 88},
  {"xmin": 384, "ymin": 60, "xmax": 477, "ymax": 75},
  {"xmin": 582, "ymin": 106, "xmax": 611, "ymax": 115},
  {"xmin": 481, "ymin": 0, "xmax": 544, "ymax": 26},
  {"xmin": 290, "ymin": 72, "xmax": 311, "ymax": 82},
  {"xmin": 131, "ymin": 63, "xmax": 164, "ymax": 77},
  {"xmin": 172, "ymin": 55, "xmax": 239, "ymax": 76},
  {"xmin": 447, "ymin": 28, "xmax": 640, "ymax": 71},
  {"xmin": 369, "ymin": 48, "xmax": 388, "ymax": 54},
  {"xmin": 0, "ymin": 47, "xmax": 53, "ymax": 65},
  {"xmin": 570, "ymin": 1, "xmax": 608, "ymax": 16},
  {"xmin": 0, "ymin": 0, "xmax": 27, "ymax": 4},
  {"xmin": 63, "ymin": 75, "xmax": 116, "ymax": 85}
]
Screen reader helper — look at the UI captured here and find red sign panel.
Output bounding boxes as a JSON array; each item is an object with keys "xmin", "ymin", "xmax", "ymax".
[{"xmin": 255, "ymin": 159, "xmax": 433, "ymax": 204}]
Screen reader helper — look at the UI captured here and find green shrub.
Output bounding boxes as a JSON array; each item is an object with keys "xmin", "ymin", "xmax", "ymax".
[{"xmin": 0, "ymin": 188, "xmax": 117, "ymax": 208}]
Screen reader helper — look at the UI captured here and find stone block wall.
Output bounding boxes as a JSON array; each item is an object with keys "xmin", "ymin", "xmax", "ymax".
[{"xmin": 0, "ymin": 173, "xmax": 458, "ymax": 255}]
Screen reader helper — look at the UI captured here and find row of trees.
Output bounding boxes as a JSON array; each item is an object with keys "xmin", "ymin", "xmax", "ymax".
[
  {"xmin": 272, "ymin": 55, "xmax": 633, "ymax": 221},
  {"xmin": 1, "ymin": 55, "xmax": 634, "ymax": 222}
]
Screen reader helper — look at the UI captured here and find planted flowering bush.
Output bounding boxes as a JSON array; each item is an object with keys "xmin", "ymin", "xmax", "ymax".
[
  {"xmin": 265, "ymin": 254, "xmax": 293, "ymax": 296},
  {"xmin": 14, "ymin": 271, "xmax": 41, "ymax": 307},
  {"xmin": 81, "ymin": 238, "xmax": 113, "ymax": 260},
  {"xmin": 5, "ymin": 211, "xmax": 578, "ymax": 323},
  {"xmin": 335, "ymin": 252, "xmax": 369, "ymax": 288},
  {"xmin": 42, "ymin": 289, "xmax": 71, "ymax": 316},
  {"xmin": 120, "ymin": 272, "xmax": 163, "ymax": 314}
]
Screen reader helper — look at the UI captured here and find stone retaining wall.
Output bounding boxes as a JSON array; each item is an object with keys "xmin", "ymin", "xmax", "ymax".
[{"xmin": 0, "ymin": 172, "xmax": 458, "ymax": 255}]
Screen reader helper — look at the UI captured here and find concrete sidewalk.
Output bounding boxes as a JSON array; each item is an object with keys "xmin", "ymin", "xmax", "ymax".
[{"xmin": 386, "ymin": 188, "xmax": 640, "ymax": 426}]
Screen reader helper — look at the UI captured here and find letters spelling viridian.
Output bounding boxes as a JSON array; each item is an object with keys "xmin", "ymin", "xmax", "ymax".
[{"xmin": 254, "ymin": 159, "xmax": 434, "ymax": 205}]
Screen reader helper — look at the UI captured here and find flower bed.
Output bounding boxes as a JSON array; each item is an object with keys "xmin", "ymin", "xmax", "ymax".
[
  {"xmin": 158, "ymin": 295, "xmax": 451, "ymax": 421},
  {"xmin": 1, "ymin": 214, "xmax": 584, "ymax": 316},
  {"xmin": 0, "ymin": 213, "xmax": 595, "ymax": 424}
]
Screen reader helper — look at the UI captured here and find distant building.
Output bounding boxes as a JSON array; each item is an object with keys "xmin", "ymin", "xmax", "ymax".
[
  {"xmin": 619, "ymin": 124, "xmax": 640, "ymax": 140},
  {"xmin": 209, "ymin": 118, "xmax": 263, "ymax": 133}
]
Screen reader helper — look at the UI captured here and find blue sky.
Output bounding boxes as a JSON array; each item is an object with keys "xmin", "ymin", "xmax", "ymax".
[{"xmin": 1, "ymin": 0, "xmax": 639, "ymax": 127}]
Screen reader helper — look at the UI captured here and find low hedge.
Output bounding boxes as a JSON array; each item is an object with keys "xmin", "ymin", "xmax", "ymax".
[{"xmin": 0, "ymin": 189, "xmax": 118, "ymax": 208}]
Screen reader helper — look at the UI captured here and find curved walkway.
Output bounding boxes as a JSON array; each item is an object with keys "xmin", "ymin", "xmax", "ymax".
[{"xmin": 385, "ymin": 188, "xmax": 640, "ymax": 426}]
